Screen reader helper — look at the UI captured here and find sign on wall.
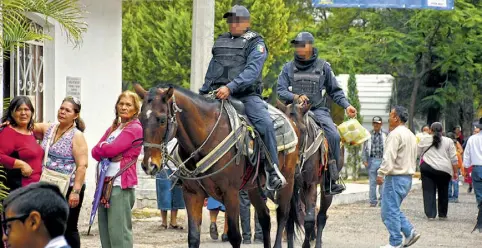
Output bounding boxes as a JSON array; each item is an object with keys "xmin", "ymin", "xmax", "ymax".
[
  {"xmin": 66, "ymin": 76, "xmax": 81, "ymax": 100},
  {"xmin": 312, "ymin": 0, "xmax": 454, "ymax": 10}
]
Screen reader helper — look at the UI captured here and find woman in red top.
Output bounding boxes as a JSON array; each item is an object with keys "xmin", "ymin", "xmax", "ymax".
[{"xmin": 0, "ymin": 96, "xmax": 43, "ymax": 189}]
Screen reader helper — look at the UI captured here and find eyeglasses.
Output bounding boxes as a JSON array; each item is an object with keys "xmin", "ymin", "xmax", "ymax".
[
  {"xmin": 2, "ymin": 214, "xmax": 29, "ymax": 237},
  {"xmin": 64, "ymin": 96, "xmax": 81, "ymax": 107}
]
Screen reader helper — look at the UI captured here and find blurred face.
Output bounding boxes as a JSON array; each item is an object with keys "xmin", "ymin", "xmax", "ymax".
[
  {"xmin": 294, "ymin": 42, "xmax": 313, "ymax": 59},
  {"xmin": 227, "ymin": 16, "xmax": 250, "ymax": 36},
  {"xmin": 422, "ymin": 126, "xmax": 430, "ymax": 133},
  {"xmin": 57, "ymin": 101, "xmax": 78, "ymax": 125},
  {"xmin": 455, "ymin": 127, "xmax": 462, "ymax": 135},
  {"xmin": 474, "ymin": 127, "xmax": 480, "ymax": 134},
  {"xmin": 2, "ymin": 208, "xmax": 38, "ymax": 248},
  {"xmin": 12, "ymin": 104, "xmax": 32, "ymax": 128},
  {"xmin": 117, "ymin": 96, "xmax": 137, "ymax": 121},
  {"xmin": 388, "ymin": 109, "xmax": 399, "ymax": 131},
  {"xmin": 372, "ymin": 122, "xmax": 382, "ymax": 132}
]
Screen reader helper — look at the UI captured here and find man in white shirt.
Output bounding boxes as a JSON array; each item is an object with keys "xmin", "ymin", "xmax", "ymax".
[
  {"xmin": 376, "ymin": 106, "xmax": 420, "ymax": 248},
  {"xmin": 2, "ymin": 182, "xmax": 70, "ymax": 248},
  {"xmin": 463, "ymin": 117, "xmax": 482, "ymax": 233}
]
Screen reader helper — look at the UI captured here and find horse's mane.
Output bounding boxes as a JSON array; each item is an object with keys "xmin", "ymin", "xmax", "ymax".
[{"xmin": 153, "ymin": 82, "xmax": 219, "ymax": 105}]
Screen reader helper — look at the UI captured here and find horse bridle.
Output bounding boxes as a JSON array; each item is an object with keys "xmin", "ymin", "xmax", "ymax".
[{"xmin": 134, "ymin": 91, "xmax": 225, "ymax": 173}]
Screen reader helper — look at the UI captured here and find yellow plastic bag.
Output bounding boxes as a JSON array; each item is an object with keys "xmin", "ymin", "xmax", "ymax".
[{"xmin": 337, "ymin": 119, "xmax": 371, "ymax": 146}]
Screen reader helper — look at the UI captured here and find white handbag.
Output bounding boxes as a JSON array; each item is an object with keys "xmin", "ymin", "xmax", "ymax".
[{"xmin": 39, "ymin": 124, "xmax": 75, "ymax": 197}]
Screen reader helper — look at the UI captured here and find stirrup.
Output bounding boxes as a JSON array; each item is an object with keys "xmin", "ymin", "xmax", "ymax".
[
  {"xmin": 265, "ymin": 164, "xmax": 287, "ymax": 191},
  {"xmin": 325, "ymin": 178, "xmax": 346, "ymax": 195}
]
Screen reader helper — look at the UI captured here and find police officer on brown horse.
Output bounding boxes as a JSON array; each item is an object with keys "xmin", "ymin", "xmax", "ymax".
[
  {"xmin": 199, "ymin": 5, "xmax": 286, "ymax": 191},
  {"xmin": 277, "ymin": 32, "xmax": 357, "ymax": 195}
]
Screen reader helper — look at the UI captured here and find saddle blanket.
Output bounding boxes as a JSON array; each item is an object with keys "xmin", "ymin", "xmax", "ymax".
[{"xmin": 224, "ymin": 101, "xmax": 298, "ymax": 154}]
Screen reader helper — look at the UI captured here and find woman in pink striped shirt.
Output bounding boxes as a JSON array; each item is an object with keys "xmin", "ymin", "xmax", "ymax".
[{"xmin": 91, "ymin": 91, "xmax": 143, "ymax": 248}]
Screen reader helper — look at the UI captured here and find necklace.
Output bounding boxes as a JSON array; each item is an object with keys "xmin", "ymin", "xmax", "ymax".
[{"xmin": 53, "ymin": 124, "xmax": 74, "ymax": 144}]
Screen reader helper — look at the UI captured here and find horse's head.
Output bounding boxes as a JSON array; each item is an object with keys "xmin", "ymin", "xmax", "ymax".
[
  {"xmin": 276, "ymin": 99, "xmax": 310, "ymax": 133},
  {"xmin": 134, "ymin": 83, "xmax": 177, "ymax": 176}
]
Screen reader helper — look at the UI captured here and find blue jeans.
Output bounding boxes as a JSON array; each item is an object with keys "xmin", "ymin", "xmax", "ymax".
[
  {"xmin": 472, "ymin": 166, "xmax": 482, "ymax": 209},
  {"xmin": 368, "ymin": 158, "xmax": 383, "ymax": 205},
  {"xmin": 381, "ymin": 175, "xmax": 414, "ymax": 246},
  {"xmin": 448, "ymin": 173, "xmax": 459, "ymax": 200}
]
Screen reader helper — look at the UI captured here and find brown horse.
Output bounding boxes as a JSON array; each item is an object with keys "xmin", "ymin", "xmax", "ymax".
[
  {"xmin": 277, "ymin": 102, "xmax": 344, "ymax": 248},
  {"xmin": 134, "ymin": 83, "xmax": 302, "ymax": 248}
]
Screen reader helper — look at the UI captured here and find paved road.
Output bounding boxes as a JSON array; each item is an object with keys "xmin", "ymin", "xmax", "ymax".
[{"xmin": 81, "ymin": 184, "xmax": 481, "ymax": 247}]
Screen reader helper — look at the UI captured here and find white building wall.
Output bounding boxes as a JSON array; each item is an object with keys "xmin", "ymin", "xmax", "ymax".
[
  {"xmin": 43, "ymin": 0, "xmax": 122, "ymax": 226},
  {"xmin": 336, "ymin": 74, "xmax": 394, "ymax": 132}
]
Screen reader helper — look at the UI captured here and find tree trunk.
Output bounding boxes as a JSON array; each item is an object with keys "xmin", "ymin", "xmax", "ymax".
[{"xmin": 408, "ymin": 77, "xmax": 421, "ymax": 131}]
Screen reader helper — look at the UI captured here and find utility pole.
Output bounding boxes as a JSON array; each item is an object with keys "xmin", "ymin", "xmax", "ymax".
[{"xmin": 189, "ymin": 0, "xmax": 215, "ymax": 93}]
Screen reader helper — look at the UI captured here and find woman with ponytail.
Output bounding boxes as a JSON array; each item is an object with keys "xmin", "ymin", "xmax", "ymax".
[
  {"xmin": 418, "ymin": 122, "xmax": 458, "ymax": 220},
  {"xmin": 91, "ymin": 91, "xmax": 143, "ymax": 248},
  {"xmin": 28, "ymin": 96, "xmax": 89, "ymax": 248}
]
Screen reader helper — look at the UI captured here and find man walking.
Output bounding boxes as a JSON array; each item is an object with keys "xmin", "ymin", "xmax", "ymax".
[
  {"xmin": 363, "ymin": 116, "xmax": 387, "ymax": 207},
  {"xmin": 377, "ymin": 106, "xmax": 420, "ymax": 248},
  {"xmin": 463, "ymin": 117, "xmax": 482, "ymax": 233}
]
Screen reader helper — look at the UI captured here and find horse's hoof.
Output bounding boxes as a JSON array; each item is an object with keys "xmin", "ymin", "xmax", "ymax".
[{"xmin": 209, "ymin": 223, "xmax": 218, "ymax": 240}]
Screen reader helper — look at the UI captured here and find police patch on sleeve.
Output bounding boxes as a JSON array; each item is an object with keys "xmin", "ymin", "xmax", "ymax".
[{"xmin": 256, "ymin": 44, "xmax": 265, "ymax": 53}]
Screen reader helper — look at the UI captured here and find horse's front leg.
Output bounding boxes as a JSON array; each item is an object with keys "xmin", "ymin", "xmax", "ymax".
[
  {"xmin": 315, "ymin": 192, "xmax": 333, "ymax": 248},
  {"xmin": 223, "ymin": 188, "xmax": 242, "ymax": 248},
  {"xmin": 302, "ymin": 183, "xmax": 317, "ymax": 248},
  {"xmin": 183, "ymin": 186, "xmax": 205, "ymax": 248}
]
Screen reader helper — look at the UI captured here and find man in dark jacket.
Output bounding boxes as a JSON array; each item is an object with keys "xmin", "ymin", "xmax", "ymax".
[
  {"xmin": 199, "ymin": 5, "xmax": 286, "ymax": 191},
  {"xmin": 277, "ymin": 32, "xmax": 357, "ymax": 195}
]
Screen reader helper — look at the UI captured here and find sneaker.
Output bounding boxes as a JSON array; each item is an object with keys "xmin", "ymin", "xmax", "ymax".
[
  {"xmin": 370, "ymin": 203, "xmax": 378, "ymax": 207},
  {"xmin": 439, "ymin": 216, "xmax": 448, "ymax": 220},
  {"xmin": 404, "ymin": 230, "xmax": 421, "ymax": 247},
  {"xmin": 380, "ymin": 244, "xmax": 402, "ymax": 248},
  {"xmin": 468, "ymin": 186, "xmax": 473, "ymax": 193}
]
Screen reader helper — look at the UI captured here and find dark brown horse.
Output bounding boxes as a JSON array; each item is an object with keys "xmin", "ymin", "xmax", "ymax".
[
  {"xmin": 134, "ymin": 83, "xmax": 302, "ymax": 248},
  {"xmin": 277, "ymin": 102, "xmax": 344, "ymax": 248}
]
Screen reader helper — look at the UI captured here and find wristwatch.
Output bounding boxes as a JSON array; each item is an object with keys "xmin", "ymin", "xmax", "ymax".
[{"xmin": 72, "ymin": 189, "xmax": 81, "ymax": 194}]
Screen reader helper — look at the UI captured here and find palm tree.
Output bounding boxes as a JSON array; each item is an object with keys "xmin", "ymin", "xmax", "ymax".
[{"xmin": 0, "ymin": 0, "xmax": 87, "ymax": 210}]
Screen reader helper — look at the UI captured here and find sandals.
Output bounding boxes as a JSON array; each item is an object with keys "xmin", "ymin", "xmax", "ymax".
[
  {"xmin": 160, "ymin": 224, "xmax": 168, "ymax": 229},
  {"xmin": 169, "ymin": 223, "xmax": 184, "ymax": 230}
]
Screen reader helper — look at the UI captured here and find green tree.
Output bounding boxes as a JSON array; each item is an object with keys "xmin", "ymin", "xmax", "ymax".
[
  {"xmin": 344, "ymin": 73, "xmax": 363, "ymax": 180},
  {"xmin": 123, "ymin": 0, "xmax": 192, "ymax": 88}
]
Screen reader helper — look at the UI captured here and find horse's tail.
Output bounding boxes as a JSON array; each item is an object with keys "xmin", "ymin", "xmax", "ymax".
[{"xmin": 287, "ymin": 171, "xmax": 304, "ymax": 241}]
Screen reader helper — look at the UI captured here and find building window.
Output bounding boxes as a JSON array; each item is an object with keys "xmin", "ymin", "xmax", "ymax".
[{"xmin": 9, "ymin": 41, "xmax": 45, "ymax": 122}]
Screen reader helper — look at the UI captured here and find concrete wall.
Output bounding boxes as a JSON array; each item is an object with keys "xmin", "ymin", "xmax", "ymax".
[
  {"xmin": 42, "ymin": 0, "xmax": 122, "ymax": 226},
  {"xmin": 336, "ymin": 74, "xmax": 394, "ymax": 132}
]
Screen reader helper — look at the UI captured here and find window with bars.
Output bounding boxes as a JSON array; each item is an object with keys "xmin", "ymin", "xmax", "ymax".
[{"xmin": 2, "ymin": 30, "xmax": 45, "ymax": 122}]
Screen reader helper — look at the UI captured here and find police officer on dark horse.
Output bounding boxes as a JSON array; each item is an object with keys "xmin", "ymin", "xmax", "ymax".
[
  {"xmin": 199, "ymin": 5, "xmax": 286, "ymax": 191},
  {"xmin": 277, "ymin": 32, "xmax": 357, "ymax": 195}
]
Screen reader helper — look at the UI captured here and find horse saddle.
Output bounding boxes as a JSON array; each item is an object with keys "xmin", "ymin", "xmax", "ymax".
[{"xmin": 226, "ymin": 98, "xmax": 298, "ymax": 154}]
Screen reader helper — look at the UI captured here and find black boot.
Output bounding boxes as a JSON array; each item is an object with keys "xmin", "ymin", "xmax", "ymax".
[
  {"xmin": 266, "ymin": 163, "xmax": 287, "ymax": 191},
  {"xmin": 324, "ymin": 159, "xmax": 345, "ymax": 195}
]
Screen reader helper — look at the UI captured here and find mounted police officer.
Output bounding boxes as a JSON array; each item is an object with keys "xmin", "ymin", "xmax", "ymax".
[
  {"xmin": 199, "ymin": 5, "xmax": 286, "ymax": 191},
  {"xmin": 277, "ymin": 32, "xmax": 357, "ymax": 195}
]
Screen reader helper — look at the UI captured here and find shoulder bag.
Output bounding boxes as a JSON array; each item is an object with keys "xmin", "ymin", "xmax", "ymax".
[{"xmin": 39, "ymin": 124, "xmax": 75, "ymax": 197}]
